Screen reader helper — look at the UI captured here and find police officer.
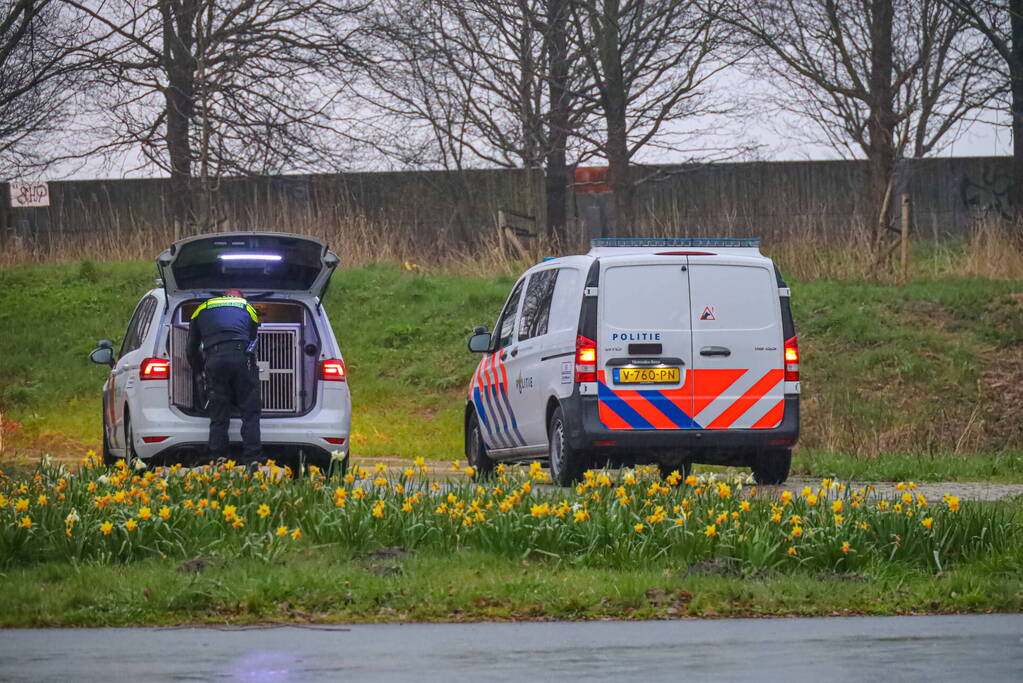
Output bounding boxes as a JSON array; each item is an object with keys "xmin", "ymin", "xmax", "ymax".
[{"xmin": 186, "ymin": 288, "xmax": 262, "ymax": 465}]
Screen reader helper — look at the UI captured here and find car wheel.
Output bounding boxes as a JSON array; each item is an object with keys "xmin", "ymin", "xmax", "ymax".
[
  {"xmin": 123, "ymin": 411, "xmax": 139, "ymax": 469},
  {"xmin": 465, "ymin": 412, "xmax": 495, "ymax": 479},
  {"xmin": 548, "ymin": 406, "xmax": 585, "ymax": 487},
  {"xmin": 751, "ymin": 448, "xmax": 791, "ymax": 485},
  {"xmin": 101, "ymin": 412, "xmax": 116, "ymax": 466},
  {"xmin": 658, "ymin": 460, "xmax": 692, "ymax": 481}
]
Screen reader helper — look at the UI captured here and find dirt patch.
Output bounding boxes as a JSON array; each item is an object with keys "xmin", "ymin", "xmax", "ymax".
[
  {"xmin": 177, "ymin": 557, "xmax": 216, "ymax": 574},
  {"xmin": 362, "ymin": 546, "xmax": 413, "ymax": 561},
  {"xmin": 979, "ymin": 345, "xmax": 1023, "ymax": 447}
]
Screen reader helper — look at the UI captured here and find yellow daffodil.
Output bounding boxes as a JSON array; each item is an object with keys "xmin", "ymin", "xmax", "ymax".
[
  {"xmin": 100, "ymin": 521, "xmax": 113, "ymax": 535},
  {"xmin": 921, "ymin": 517, "xmax": 934, "ymax": 530},
  {"xmin": 257, "ymin": 504, "xmax": 271, "ymax": 518},
  {"xmin": 18, "ymin": 516, "xmax": 32, "ymax": 529},
  {"xmin": 276, "ymin": 525, "xmax": 288, "ymax": 536},
  {"xmin": 125, "ymin": 518, "xmax": 138, "ymax": 531}
]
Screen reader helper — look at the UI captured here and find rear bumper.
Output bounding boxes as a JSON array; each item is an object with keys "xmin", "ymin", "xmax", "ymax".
[
  {"xmin": 130, "ymin": 382, "xmax": 351, "ymax": 460},
  {"xmin": 562, "ymin": 393, "xmax": 799, "ymax": 465}
]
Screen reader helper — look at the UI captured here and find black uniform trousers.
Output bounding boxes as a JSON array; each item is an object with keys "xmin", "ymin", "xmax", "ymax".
[{"xmin": 204, "ymin": 342, "xmax": 262, "ymax": 464}]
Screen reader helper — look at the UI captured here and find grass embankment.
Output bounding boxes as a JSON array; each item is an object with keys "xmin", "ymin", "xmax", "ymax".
[
  {"xmin": 1, "ymin": 260, "xmax": 1022, "ymax": 481},
  {"xmin": 0, "ymin": 457, "xmax": 1018, "ymax": 626}
]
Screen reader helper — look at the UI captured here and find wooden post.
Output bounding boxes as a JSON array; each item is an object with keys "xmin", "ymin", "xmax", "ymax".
[
  {"xmin": 900, "ymin": 194, "xmax": 911, "ymax": 282},
  {"xmin": 496, "ymin": 211, "xmax": 507, "ymax": 261}
]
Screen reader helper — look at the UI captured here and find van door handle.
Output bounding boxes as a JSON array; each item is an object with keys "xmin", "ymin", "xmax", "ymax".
[{"xmin": 700, "ymin": 346, "xmax": 731, "ymax": 357}]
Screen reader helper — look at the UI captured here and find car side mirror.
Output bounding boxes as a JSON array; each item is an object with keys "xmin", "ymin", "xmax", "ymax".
[
  {"xmin": 468, "ymin": 327, "xmax": 492, "ymax": 353},
  {"xmin": 89, "ymin": 346, "xmax": 114, "ymax": 367}
]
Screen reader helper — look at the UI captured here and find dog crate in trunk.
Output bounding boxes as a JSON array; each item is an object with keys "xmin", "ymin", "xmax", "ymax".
[{"xmin": 170, "ymin": 302, "xmax": 312, "ymax": 416}]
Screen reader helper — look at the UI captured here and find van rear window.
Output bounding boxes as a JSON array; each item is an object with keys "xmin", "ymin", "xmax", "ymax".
[
  {"xmin": 602, "ymin": 264, "xmax": 689, "ymax": 329},
  {"xmin": 171, "ymin": 235, "xmax": 323, "ymax": 291}
]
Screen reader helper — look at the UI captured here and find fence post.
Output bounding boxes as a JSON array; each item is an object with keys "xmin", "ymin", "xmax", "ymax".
[{"xmin": 900, "ymin": 194, "xmax": 911, "ymax": 282}]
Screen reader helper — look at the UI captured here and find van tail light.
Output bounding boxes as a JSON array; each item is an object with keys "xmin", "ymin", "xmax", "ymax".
[
  {"xmin": 575, "ymin": 335, "xmax": 597, "ymax": 383},
  {"xmin": 140, "ymin": 358, "xmax": 170, "ymax": 380},
  {"xmin": 784, "ymin": 336, "xmax": 799, "ymax": 382},
  {"xmin": 321, "ymin": 359, "xmax": 347, "ymax": 381}
]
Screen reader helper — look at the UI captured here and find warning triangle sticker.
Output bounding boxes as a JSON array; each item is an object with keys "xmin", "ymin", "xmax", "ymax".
[{"xmin": 700, "ymin": 306, "xmax": 716, "ymax": 321}]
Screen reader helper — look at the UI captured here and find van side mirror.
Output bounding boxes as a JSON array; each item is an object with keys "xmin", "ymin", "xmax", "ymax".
[
  {"xmin": 90, "ymin": 346, "xmax": 114, "ymax": 367},
  {"xmin": 468, "ymin": 326, "xmax": 492, "ymax": 353}
]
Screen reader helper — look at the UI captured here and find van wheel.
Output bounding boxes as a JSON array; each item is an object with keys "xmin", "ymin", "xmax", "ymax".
[
  {"xmin": 101, "ymin": 412, "xmax": 115, "ymax": 466},
  {"xmin": 549, "ymin": 406, "xmax": 585, "ymax": 486},
  {"xmin": 751, "ymin": 449, "xmax": 791, "ymax": 485},
  {"xmin": 123, "ymin": 412, "xmax": 139, "ymax": 470},
  {"xmin": 658, "ymin": 461, "xmax": 692, "ymax": 481},
  {"xmin": 466, "ymin": 412, "xmax": 495, "ymax": 479}
]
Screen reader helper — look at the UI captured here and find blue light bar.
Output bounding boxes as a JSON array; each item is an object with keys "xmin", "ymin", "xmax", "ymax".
[
  {"xmin": 218, "ymin": 253, "xmax": 283, "ymax": 261},
  {"xmin": 590, "ymin": 238, "xmax": 760, "ymax": 248}
]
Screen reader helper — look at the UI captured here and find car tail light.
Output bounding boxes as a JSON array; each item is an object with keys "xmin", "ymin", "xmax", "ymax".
[
  {"xmin": 324, "ymin": 437, "xmax": 346, "ymax": 445},
  {"xmin": 575, "ymin": 335, "xmax": 597, "ymax": 383},
  {"xmin": 140, "ymin": 358, "xmax": 170, "ymax": 380},
  {"xmin": 321, "ymin": 359, "xmax": 347, "ymax": 381},
  {"xmin": 142, "ymin": 436, "xmax": 168, "ymax": 443},
  {"xmin": 784, "ymin": 336, "xmax": 799, "ymax": 382}
]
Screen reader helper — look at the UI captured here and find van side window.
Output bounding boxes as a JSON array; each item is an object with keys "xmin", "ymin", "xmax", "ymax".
[
  {"xmin": 518, "ymin": 268, "xmax": 559, "ymax": 341},
  {"xmin": 494, "ymin": 279, "xmax": 525, "ymax": 350},
  {"xmin": 133, "ymin": 297, "xmax": 159, "ymax": 351},
  {"xmin": 119, "ymin": 298, "xmax": 149, "ymax": 357}
]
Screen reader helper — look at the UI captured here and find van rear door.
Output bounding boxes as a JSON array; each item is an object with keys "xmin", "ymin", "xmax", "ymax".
[
  {"xmin": 596, "ymin": 258, "xmax": 697, "ymax": 430},
  {"xmin": 157, "ymin": 232, "xmax": 338, "ymax": 299},
  {"xmin": 688, "ymin": 258, "xmax": 785, "ymax": 429}
]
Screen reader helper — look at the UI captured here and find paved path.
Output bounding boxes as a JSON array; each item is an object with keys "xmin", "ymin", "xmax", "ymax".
[{"xmin": 2, "ymin": 614, "xmax": 1021, "ymax": 682}]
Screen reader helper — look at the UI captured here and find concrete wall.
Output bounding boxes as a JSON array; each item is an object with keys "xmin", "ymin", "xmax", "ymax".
[{"xmin": 1, "ymin": 157, "xmax": 1013, "ymax": 254}]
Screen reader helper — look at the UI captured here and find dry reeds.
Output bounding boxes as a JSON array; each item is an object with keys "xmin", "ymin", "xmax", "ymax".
[{"xmin": 3, "ymin": 199, "xmax": 1023, "ymax": 282}]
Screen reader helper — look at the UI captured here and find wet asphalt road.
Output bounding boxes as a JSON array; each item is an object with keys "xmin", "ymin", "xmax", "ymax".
[{"xmin": 2, "ymin": 614, "xmax": 1021, "ymax": 682}]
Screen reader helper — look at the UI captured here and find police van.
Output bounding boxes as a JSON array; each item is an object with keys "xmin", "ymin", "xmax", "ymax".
[
  {"xmin": 87, "ymin": 232, "xmax": 351, "ymax": 470},
  {"xmin": 465, "ymin": 238, "xmax": 799, "ymax": 485}
]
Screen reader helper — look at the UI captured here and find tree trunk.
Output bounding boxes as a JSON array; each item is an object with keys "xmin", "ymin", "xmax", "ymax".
[
  {"xmin": 544, "ymin": 0, "xmax": 570, "ymax": 241},
  {"xmin": 605, "ymin": 101, "xmax": 631, "ymax": 236},
  {"xmin": 1010, "ymin": 0, "xmax": 1023, "ymax": 223},
  {"xmin": 161, "ymin": 0, "xmax": 198, "ymax": 229},
  {"xmin": 866, "ymin": 0, "xmax": 896, "ymax": 254},
  {"xmin": 598, "ymin": 0, "xmax": 631, "ymax": 235}
]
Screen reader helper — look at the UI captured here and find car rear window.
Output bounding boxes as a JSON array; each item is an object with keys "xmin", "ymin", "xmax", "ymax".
[{"xmin": 171, "ymin": 235, "xmax": 324, "ymax": 291}]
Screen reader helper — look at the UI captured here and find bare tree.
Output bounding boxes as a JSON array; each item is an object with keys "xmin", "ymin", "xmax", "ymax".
[
  {"xmin": 720, "ymin": 0, "xmax": 997, "ymax": 254},
  {"xmin": 0, "ymin": 0, "xmax": 98, "ymax": 178},
  {"xmin": 360, "ymin": 0, "xmax": 594, "ymax": 237},
  {"xmin": 941, "ymin": 1, "xmax": 1023, "ymax": 219},
  {"xmin": 69, "ymin": 0, "xmax": 367, "ymax": 227},
  {"xmin": 568, "ymin": 0, "xmax": 740, "ymax": 232}
]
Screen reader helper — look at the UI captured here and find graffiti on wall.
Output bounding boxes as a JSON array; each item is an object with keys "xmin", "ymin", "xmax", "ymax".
[{"xmin": 960, "ymin": 166, "xmax": 1013, "ymax": 220}]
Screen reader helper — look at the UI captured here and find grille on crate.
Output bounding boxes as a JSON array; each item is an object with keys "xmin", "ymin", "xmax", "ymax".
[{"xmin": 171, "ymin": 326, "xmax": 301, "ymax": 413}]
